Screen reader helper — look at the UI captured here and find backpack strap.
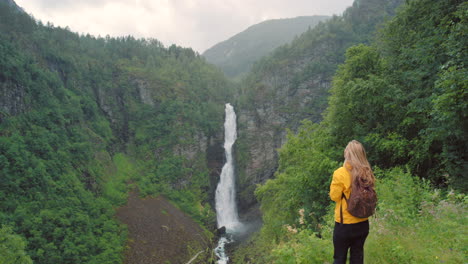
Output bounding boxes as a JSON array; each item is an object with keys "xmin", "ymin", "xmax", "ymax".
[{"xmin": 340, "ymin": 193, "xmax": 348, "ymax": 224}]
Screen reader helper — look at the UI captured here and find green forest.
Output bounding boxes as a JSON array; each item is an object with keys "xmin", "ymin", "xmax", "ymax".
[
  {"xmin": 0, "ymin": 0, "xmax": 466, "ymax": 263},
  {"xmin": 0, "ymin": 1, "xmax": 232, "ymax": 263}
]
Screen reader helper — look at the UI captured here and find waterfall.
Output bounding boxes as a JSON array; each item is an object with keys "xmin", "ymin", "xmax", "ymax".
[
  {"xmin": 215, "ymin": 103, "xmax": 241, "ymax": 230},
  {"xmin": 214, "ymin": 103, "xmax": 242, "ymax": 263}
]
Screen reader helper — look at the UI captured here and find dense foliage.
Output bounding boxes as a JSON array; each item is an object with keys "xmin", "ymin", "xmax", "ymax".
[
  {"xmin": 327, "ymin": 0, "xmax": 467, "ymax": 190},
  {"xmin": 0, "ymin": 2, "xmax": 232, "ymax": 263},
  {"xmin": 233, "ymin": 0, "xmax": 467, "ymax": 262}
]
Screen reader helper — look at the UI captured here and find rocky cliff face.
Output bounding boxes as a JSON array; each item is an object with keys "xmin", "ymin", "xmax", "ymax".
[
  {"xmin": 173, "ymin": 127, "xmax": 224, "ymax": 201},
  {"xmin": 235, "ymin": 56, "xmax": 331, "ymax": 214},
  {"xmin": 0, "ymin": 80, "xmax": 26, "ymax": 121}
]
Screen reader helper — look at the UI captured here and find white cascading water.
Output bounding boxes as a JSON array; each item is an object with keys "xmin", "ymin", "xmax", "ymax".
[{"xmin": 214, "ymin": 103, "xmax": 242, "ymax": 264}]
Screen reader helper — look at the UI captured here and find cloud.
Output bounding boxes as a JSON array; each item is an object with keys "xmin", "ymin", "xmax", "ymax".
[{"xmin": 15, "ymin": 0, "xmax": 354, "ymax": 53}]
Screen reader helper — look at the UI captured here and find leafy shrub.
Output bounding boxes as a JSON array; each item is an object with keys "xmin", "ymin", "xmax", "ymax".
[
  {"xmin": 374, "ymin": 167, "xmax": 432, "ymax": 224},
  {"xmin": 256, "ymin": 121, "xmax": 338, "ymax": 242},
  {"xmin": 0, "ymin": 225, "xmax": 33, "ymax": 264}
]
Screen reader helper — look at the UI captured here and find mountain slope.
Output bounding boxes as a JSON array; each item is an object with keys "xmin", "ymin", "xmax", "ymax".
[
  {"xmin": 0, "ymin": 1, "xmax": 230, "ymax": 263},
  {"xmin": 203, "ymin": 16, "xmax": 329, "ymax": 78}
]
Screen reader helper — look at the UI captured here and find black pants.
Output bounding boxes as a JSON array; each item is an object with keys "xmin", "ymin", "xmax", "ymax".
[{"xmin": 333, "ymin": 220, "xmax": 369, "ymax": 264}]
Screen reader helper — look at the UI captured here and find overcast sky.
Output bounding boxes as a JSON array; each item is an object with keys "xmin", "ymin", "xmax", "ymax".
[{"xmin": 15, "ymin": 0, "xmax": 354, "ymax": 53}]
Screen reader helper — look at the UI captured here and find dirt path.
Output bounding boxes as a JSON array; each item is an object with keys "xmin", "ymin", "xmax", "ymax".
[{"xmin": 116, "ymin": 192, "xmax": 213, "ymax": 264}]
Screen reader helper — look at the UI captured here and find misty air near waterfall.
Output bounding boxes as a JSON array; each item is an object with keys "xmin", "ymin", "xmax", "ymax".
[{"xmin": 0, "ymin": 0, "xmax": 466, "ymax": 264}]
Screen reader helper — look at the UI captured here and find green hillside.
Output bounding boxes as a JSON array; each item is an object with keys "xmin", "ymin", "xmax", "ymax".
[
  {"xmin": 0, "ymin": 2, "xmax": 233, "ymax": 263},
  {"xmin": 203, "ymin": 16, "xmax": 329, "ymax": 79}
]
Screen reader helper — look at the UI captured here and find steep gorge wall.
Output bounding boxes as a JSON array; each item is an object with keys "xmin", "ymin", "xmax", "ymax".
[{"xmin": 235, "ymin": 50, "xmax": 332, "ymax": 213}]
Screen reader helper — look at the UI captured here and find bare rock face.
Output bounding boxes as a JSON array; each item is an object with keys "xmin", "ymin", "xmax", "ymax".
[
  {"xmin": 0, "ymin": 80, "xmax": 26, "ymax": 121},
  {"xmin": 173, "ymin": 130, "xmax": 209, "ymax": 161},
  {"xmin": 173, "ymin": 128, "xmax": 224, "ymax": 207},
  {"xmin": 133, "ymin": 79, "xmax": 155, "ymax": 106}
]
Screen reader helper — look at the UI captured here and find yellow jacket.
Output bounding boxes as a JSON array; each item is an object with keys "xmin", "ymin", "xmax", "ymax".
[{"xmin": 329, "ymin": 163, "xmax": 368, "ymax": 224}]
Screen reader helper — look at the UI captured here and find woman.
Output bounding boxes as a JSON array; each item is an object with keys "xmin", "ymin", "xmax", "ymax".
[{"xmin": 329, "ymin": 140, "xmax": 376, "ymax": 264}]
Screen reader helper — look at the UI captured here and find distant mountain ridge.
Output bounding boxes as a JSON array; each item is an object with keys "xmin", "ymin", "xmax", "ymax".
[{"xmin": 203, "ymin": 16, "xmax": 329, "ymax": 78}]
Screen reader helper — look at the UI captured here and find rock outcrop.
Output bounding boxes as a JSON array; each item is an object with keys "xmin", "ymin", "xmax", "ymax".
[{"xmin": 0, "ymin": 80, "xmax": 26, "ymax": 121}]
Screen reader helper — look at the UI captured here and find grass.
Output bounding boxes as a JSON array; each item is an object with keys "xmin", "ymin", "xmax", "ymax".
[
  {"xmin": 102, "ymin": 153, "xmax": 139, "ymax": 206},
  {"xmin": 366, "ymin": 193, "xmax": 467, "ymax": 264},
  {"xmin": 232, "ymin": 168, "xmax": 467, "ymax": 264}
]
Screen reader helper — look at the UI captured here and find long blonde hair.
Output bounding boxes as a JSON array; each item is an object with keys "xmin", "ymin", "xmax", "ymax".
[{"xmin": 344, "ymin": 140, "xmax": 375, "ymax": 187}]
